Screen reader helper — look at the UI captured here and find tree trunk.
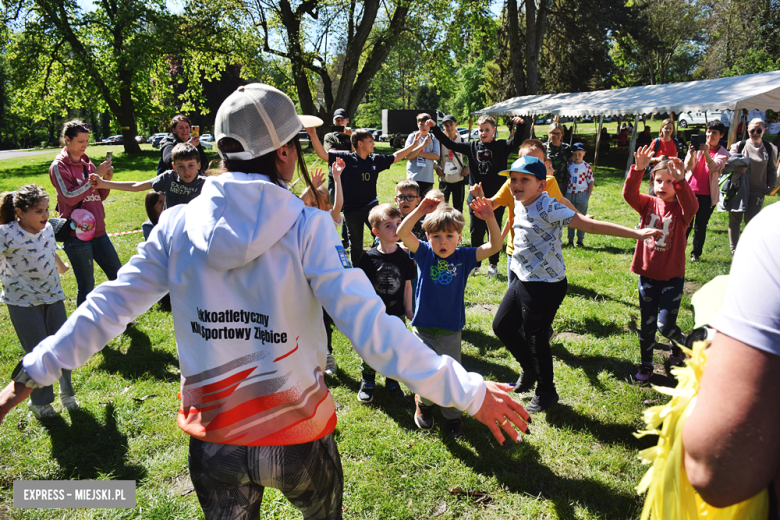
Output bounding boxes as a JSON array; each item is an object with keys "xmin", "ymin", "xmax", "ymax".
[{"xmin": 507, "ymin": 0, "xmax": 526, "ymax": 97}]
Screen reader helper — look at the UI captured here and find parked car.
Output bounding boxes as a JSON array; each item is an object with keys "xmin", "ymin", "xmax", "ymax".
[
  {"xmin": 580, "ymin": 116, "xmax": 594, "ymax": 124},
  {"xmin": 200, "ymin": 133, "xmax": 214, "ymax": 142},
  {"xmin": 371, "ymin": 130, "xmax": 383, "ymax": 141},
  {"xmin": 150, "ymin": 133, "xmax": 167, "ymax": 149},
  {"xmin": 298, "ymin": 130, "xmax": 310, "ymax": 141},
  {"xmin": 102, "ymin": 135, "xmax": 123, "ymax": 145},
  {"xmin": 135, "ymin": 136, "xmax": 145, "ymax": 143},
  {"xmin": 677, "ymin": 110, "xmax": 722, "ymax": 128}
]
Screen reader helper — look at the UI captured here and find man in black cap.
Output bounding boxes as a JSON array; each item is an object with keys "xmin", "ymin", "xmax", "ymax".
[
  {"xmin": 325, "ymin": 109, "xmax": 353, "ymax": 248},
  {"xmin": 435, "ymin": 114, "xmax": 469, "ymax": 213}
]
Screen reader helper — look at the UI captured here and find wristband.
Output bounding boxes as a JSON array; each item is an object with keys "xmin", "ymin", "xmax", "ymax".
[{"xmin": 11, "ymin": 361, "xmax": 44, "ymax": 389}]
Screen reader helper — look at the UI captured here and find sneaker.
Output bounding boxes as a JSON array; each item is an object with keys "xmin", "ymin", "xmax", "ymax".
[
  {"xmin": 324, "ymin": 354, "xmax": 337, "ymax": 376},
  {"xmin": 513, "ymin": 371, "xmax": 537, "ymax": 393},
  {"xmin": 414, "ymin": 395, "xmax": 434, "ymax": 430},
  {"xmin": 690, "ymin": 253, "xmax": 699, "ymax": 263},
  {"xmin": 567, "ymin": 240, "xmax": 575, "ymax": 247},
  {"xmin": 445, "ymin": 417, "xmax": 464, "ymax": 439},
  {"xmin": 27, "ymin": 402, "xmax": 58, "ymax": 419},
  {"xmin": 357, "ymin": 380, "xmax": 375, "ymax": 403},
  {"xmin": 60, "ymin": 394, "xmax": 79, "ymax": 411},
  {"xmin": 487, "ymin": 264, "xmax": 498, "ymax": 278},
  {"xmin": 577, "ymin": 241, "xmax": 584, "ymax": 248},
  {"xmin": 469, "ymin": 267, "xmax": 480, "ymax": 276},
  {"xmin": 385, "ymin": 379, "xmax": 405, "ymax": 398},
  {"xmin": 525, "ymin": 390, "xmax": 559, "ymax": 413},
  {"xmin": 635, "ymin": 365, "xmax": 653, "ymax": 382}
]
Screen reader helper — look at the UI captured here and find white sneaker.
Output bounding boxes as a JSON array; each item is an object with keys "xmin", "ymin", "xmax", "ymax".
[
  {"xmin": 60, "ymin": 394, "xmax": 79, "ymax": 411},
  {"xmin": 487, "ymin": 264, "xmax": 498, "ymax": 278},
  {"xmin": 324, "ymin": 354, "xmax": 337, "ymax": 376},
  {"xmin": 28, "ymin": 402, "xmax": 58, "ymax": 419},
  {"xmin": 470, "ymin": 267, "xmax": 481, "ymax": 276}
]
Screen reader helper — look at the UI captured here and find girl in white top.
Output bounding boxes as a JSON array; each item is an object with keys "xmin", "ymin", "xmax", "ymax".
[{"xmin": 0, "ymin": 185, "xmax": 77, "ymax": 419}]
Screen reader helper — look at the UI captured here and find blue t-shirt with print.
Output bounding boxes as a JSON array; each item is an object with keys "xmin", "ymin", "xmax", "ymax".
[{"xmin": 411, "ymin": 241, "xmax": 479, "ymax": 332}]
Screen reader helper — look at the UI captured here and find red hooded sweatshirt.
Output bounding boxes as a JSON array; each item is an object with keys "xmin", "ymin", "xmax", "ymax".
[{"xmin": 49, "ymin": 148, "xmax": 111, "ymax": 238}]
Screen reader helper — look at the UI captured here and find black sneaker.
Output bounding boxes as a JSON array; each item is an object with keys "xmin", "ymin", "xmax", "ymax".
[
  {"xmin": 445, "ymin": 417, "xmax": 464, "ymax": 439},
  {"xmin": 513, "ymin": 371, "xmax": 537, "ymax": 394},
  {"xmin": 357, "ymin": 380, "xmax": 375, "ymax": 403},
  {"xmin": 690, "ymin": 253, "xmax": 699, "ymax": 262},
  {"xmin": 385, "ymin": 379, "xmax": 405, "ymax": 398},
  {"xmin": 526, "ymin": 389, "xmax": 559, "ymax": 413},
  {"xmin": 414, "ymin": 395, "xmax": 434, "ymax": 430}
]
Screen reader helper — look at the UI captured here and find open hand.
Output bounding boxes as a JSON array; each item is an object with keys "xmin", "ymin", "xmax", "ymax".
[
  {"xmin": 638, "ymin": 227, "xmax": 664, "ymax": 240},
  {"xmin": 469, "ymin": 182, "xmax": 485, "ymax": 199},
  {"xmin": 424, "ymin": 120, "xmax": 436, "ymax": 130},
  {"xmin": 470, "ymin": 196, "xmax": 495, "ymax": 221},
  {"xmin": 472, "ymin": 381, "xmax": 531, "ymax": 445},
  {"xmin": 332, "ymin": 157, "xmax": 346, "ymax": 177},
  {"xmin": 189, "ymin": 136, "xmax": 201, "ymax": 148},
  {"xmin": 668, "ymin": 157, "xmax": 685, "ymax": 181},
  {"xmin": 634, "ymin": 145, "xmax": 655, "ymax": 171},
  {"xmin": 310, "ymin": 167, "xmax": 325, "ymax": 188},
  {"xmin": 510, "ymin": 116, "xmax": 524, "ymax": 126}
]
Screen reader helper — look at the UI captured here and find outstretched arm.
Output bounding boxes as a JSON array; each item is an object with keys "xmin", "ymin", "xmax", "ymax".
[
  {"xmin": 568, "ymin": 213, "xmax": 662, "ymax": 241},
  {"xmin": 306, "ymin": 127, "xmax": 330, "ymax": 161},
  {"xmin": 393, "ymin": 134, "xmax": 431, "ymax": 164},
  {"xmin": 89, "ymin": 174, "xmax": 153, "ymax": 192},
  {"xmin": 330, "ymin": 158, "xmax": 345, "ymax": 220}
]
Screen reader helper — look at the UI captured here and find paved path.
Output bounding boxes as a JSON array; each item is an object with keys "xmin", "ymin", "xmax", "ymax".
[{"xmin": 0, "ymin": 149, "xmax": 57, "ymax": 160}]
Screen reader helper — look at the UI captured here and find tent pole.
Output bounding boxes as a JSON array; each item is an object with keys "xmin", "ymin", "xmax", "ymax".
[
  {"xmin": 570, "ymin": 119, "xmax": 576, "ymax": 146},
  {"xmin": 727, "ymin": 108, "xmax": 740, "ymax": 148},
  {"xmin": 670, "ymin": 112, "xmax": 677, "ymax": 139},
  {"xmin": 468, "ymin": 116, "xmax": 473, "ymax": 142},
  {"xmin": 741, "ymin": 110, "xmax": 748, "ymax": 141},
  {"xmin": 626, "ymin": 112, "xmax": 640, "ymax": 177},
  {"xmin": 593, "ymin": 115, "xmax": 604, "ymax": 172},
  {"xmin": 529, "ymin": 117, "xmax": 536, "ymax": 139}
]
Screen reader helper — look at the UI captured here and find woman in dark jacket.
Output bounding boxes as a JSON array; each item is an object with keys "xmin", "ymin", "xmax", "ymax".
[{"xmin": 157, "ymin": 114, "xmax": 209, "ymax": 175}]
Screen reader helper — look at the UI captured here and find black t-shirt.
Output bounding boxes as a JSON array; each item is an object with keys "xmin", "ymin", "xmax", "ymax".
[
  {"xmin": 358, "ymin": 247, "xmax": 416, "ymax": 317},
  {"xmin": 328, "ymin": 152, "xmax": 395, "ymax": 212},
  {"xmin": 430, "ymin": 125, "xmax": 522, "ymax": 198},
  {"xmin": 150, "ymin": 170, "xmax": 206, "ymax": 209}
]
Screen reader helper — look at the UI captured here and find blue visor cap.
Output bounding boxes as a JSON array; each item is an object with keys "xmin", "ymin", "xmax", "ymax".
[{"xmin": 499, "ymin": 155, "xmax": 547, "ymax": 180}]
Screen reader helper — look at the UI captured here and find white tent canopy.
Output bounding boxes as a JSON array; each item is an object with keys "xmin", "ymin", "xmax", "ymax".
[{"xmin": 471, "ymin": 69, "xmax": 780, "ymax": 118}]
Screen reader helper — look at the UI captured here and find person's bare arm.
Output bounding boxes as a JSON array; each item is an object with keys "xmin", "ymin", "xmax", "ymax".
[
  {"xmin": 330, "ymin": 158, "xmax": 344, "ymax": 220},
  {"xmin": 404, "ymin": 279, "xmax": 413, "ymax": 320},
  {"xmin": 472, "ymin": 197, "xmax": 502, "ymax": 262},
  {"xmin": 568, "ymin": 213, "xmax": 662, "ymax": 240},
  {"xmin": 0, "ymin": 382, "xmax": 33, "ymax": 424},
  {"xmin": 393, "ymin": 135, "xmax": 430, "ymax": 164},
  {"xmin": 683, "ymin": 332, "xmax": 780, "ymax": 507},
  {"xmin": 398, "ymin": 197, "xmax": 438, "ymax": 253},
  {"xmin": 306, "ymin": 127, "xmax": 329, "ymax": 162},
  {"xmin": 89, "ymin": 174, "xmax": 152, "ymax": 192}
]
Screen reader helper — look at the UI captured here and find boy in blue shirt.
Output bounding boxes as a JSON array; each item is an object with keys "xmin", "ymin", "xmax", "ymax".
[{"xmin": 397, "ymin": 196, "xmax": 502, "ymax": 439}]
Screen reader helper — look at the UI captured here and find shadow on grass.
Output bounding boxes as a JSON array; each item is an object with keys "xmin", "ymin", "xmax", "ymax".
[
  {"xmin": 551, "ymin": 343, "xmax": 637, "ymax": 390},
  {"xmin": 41, "ymin": 404, "xmax": 147, "ymax": 481},
  {"xmin": 571, "ymin": 243, "xmax": 635, "ymax": 255},
  {"xmin": 442, "ymin": 429, "xmax": 644, "ymax": 519},
  {"xmin": 565, "ymin": 316, "xmax": 631, "ymax": 339},
  {"xmin": 95, "ymin": 326, "xmax": 179, "ymax": 382},
  {"xmin": 544, "ymin": 403, "xmax": 653, "ymax": 450},
  {"xmin": 567, "ymin": 283, "xmax": 635, "ymax": 308},
  {"xmin": 462, "ymin": 328, "xmax": 506, "ymax": 356}
]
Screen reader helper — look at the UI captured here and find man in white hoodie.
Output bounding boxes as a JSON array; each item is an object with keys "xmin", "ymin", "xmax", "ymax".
[{"xmin": 0, "ymin": 84, "xmax": 530, "ymax": 520}]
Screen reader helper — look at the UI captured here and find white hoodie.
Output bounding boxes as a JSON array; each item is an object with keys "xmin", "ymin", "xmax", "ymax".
[{"xmin": 22, "ymin": 172, "xmax": 486, "ymax": 446}]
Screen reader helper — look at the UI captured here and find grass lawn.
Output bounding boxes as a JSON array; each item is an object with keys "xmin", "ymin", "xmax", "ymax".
[{"xmin": 0, "ymin": 141, "xmax": 762, "ymax": 519}]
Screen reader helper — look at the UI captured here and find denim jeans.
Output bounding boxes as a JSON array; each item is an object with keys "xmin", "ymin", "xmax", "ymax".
[
  {"xmin": 638, "ymin": 275, "xmax": 685, "ymax": 367},
  {"xmin": 63, "ymin": 233, "xmax": 122, "ymax": 305}
]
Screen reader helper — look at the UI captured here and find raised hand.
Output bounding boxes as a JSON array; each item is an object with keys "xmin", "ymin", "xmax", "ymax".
[
  {"xmin": 469, "ymin": 182, "xmax": 485, "ymax": 199},
  {"xmin": 310, "ymin": 167, "xmax": 325, "ymax": 188},
  {"xmin": 418, "ymin": 196, "xmax": 441, "ymax": 214},
  {"xmin": 510, "ymin": 116, "xmax": 524, "ymax": 126},
  {"xmin": 470, "ymin": 196, "xmax": 495, "ymax": 221},
  {"xmin": 424, "ymin": 120, "xmax": 436, "ymax": 130},
  {"xmin": 332, "ymin": 157, "xmax": 346, "ymax": 177},
  {"xmin": 633, "ymin": 145, "xmax": 655, "ymax": 171},
  {"xmin": 668, "ymin": 157, "xmax": 685, "ymax": 181}
]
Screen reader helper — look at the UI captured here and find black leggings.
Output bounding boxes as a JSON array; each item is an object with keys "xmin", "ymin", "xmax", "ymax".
[{"xmin": 492, "ymin": 277, "xmax": 568, "ymax": 393}]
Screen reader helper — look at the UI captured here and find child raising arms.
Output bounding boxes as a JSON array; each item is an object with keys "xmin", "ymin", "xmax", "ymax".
[
  {"xmin": 0, "ymin": 185, "xmax": 77, "ymax": 418},
  {"xmin": 624, "ymin": 145, "xmax": 698, "ymax": 381}
]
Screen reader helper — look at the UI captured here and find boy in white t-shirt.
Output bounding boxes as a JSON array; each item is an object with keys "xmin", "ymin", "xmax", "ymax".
[
  {"xmin": 491, "ymin": 156, "xmax": 661, "ymax": 413},
  {"xmin": 565, "ymin": 142, "xmax": 594, "ymax": 247}
]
